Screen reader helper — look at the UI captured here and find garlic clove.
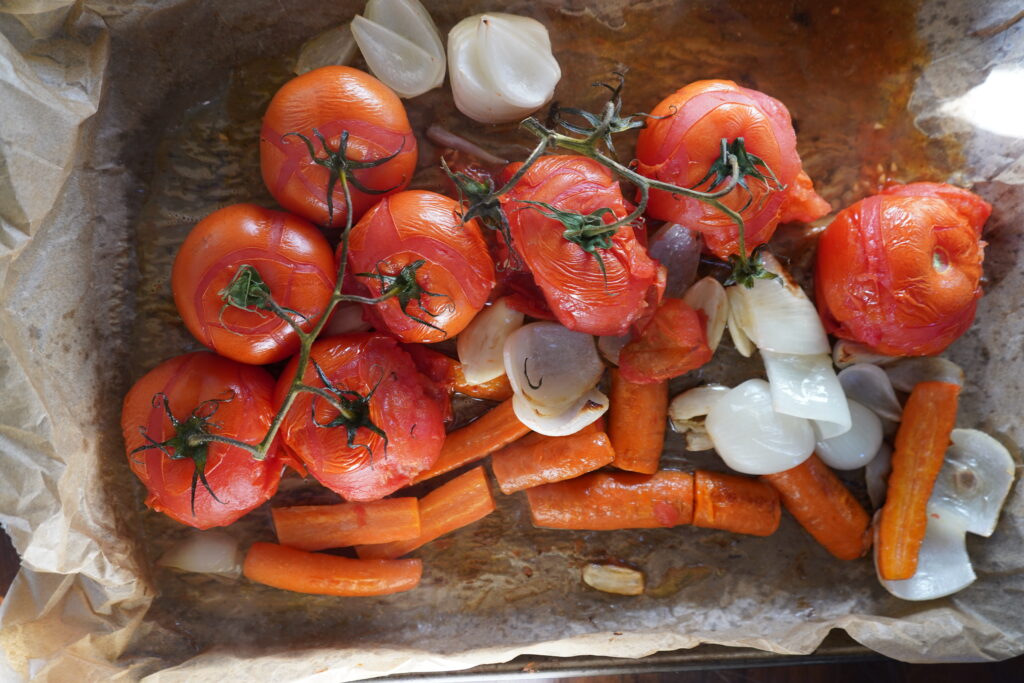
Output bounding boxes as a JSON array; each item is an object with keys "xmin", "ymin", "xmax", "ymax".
[
  {"xmin": 683, "ymin": 277, "xmax": 729, "ymax": 353},
  {"xmin": 832, "ymin": 339, "xmax": 898, "ymax": 369},
  {"xmin": 294, "ymin": 23, "xmax": 357, "ymax": 75},
  {"xmin": 597, "ymin": 333, "xmax": 631, "ymax": 366},
  {"xmin": 582, "ymin": 563, "xmax": 644, "ymax": 595},
  {"xmin": 838, "ymin": 363, "xmax": 903, "ymax": 423},
  {"xmin": 364, "ymin": 0, "xmax": 446, "ymax": 90},
  {"xmin": 351, "ymin": 15, "xmax": 443, "ymax": 99},
  {"xmin": 457, "ymin": 297, "xmax": 524, "ymax": 385}
]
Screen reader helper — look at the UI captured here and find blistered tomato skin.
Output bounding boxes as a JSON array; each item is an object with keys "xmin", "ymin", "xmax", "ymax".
[
  {"xmin": 274, "ymin": 334, "xmax": 445, "ymax": 502},
  {"xmin": 635, "ymin": 79, "xmax": 830, "ymax": 259},
  {"xmin": 121, "ymin": 352, "xmax": 285, "ymax": 529},
  {"xmin": 815, "ymin": 183, "xmax": 989, "ymax": 357},
  {"xmin": 260, "ymin": 66, "xmax": 417, "ymax": 228},
  {"xmin": 171, "ymin": 204, "xmax": 336, "ymax": 365},
  {"xmin": 345, "ymin": 190, "xmax": 496, "ymax": 343},
  {"xmin": 500, "ymin": 155, "xmax": 665, "ymax": 336}
]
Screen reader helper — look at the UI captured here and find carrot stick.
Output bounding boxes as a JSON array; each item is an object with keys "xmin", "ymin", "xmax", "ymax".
[
  {"xmin": 526, "ymin": 470, "xmax": 694, "ymax": 530},
  {"xmin": 761, "ymin": 455, "xmax": 871, "ymax": 560},
  {"xmin": 877, "ymin": 381, "xmax": 960, "ymax": 580},
  {"xmin": 693, "ymin": 470, "xmax": 780, "ymax": 537},
  {"xmin": 607, "ymin": 369, "xmax": 668, "ymax": 474},
  {"xmin": 272, "ymin": 498, "xmax": 421, "ymax": 551},
  {"xmin": 357, "ymin": 466, "xmax": 495, "ymax": 559},
  {"xmin": 490, "ymin": 430, "xmax": 616, "ymax": 494},
  {"xmin": 452, "ymin": 364, "xmax": 515, "ymax": 401},
  {"xmin": 412, "ymin": 398, "xmax": 530, "ymax": 484},
  {"xmin": 242, "ymin": 542, "xmax": 422, "ymax": 596}
]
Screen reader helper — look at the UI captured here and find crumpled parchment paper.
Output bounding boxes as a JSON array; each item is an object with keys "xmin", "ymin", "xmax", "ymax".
[{"xmin": 1, "ymin": 0, "xmax": 1022, "ymax": 680}]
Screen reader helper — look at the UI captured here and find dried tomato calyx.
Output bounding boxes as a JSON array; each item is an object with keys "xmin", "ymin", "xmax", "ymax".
[
  {"xmin": 547, "ymin": 72, "xmax": 652, "ymax": 159},
  {"xmin": 355, "ymin": 259, "xmax": 452, "ymax": 335},
  {"xmin": 692, "ymin": 137, "xmax": 786, "ymax": 211},
  {"xmin": 218, "ymin": 264, "xmax": 308, "ymax": 330},
  {"xmin": 441, "ymin": 158, "xmax": 513, "ymax": 244},
  {"xmin": 129, "ymin": 392, "xmax": 257, "ymax": 517},
  {"xmin": 725, "ymin": 244, "xmax": 779, "ymax": 289},
  {"xmin": 299, "ymin": 359, "xmax": 388, "ymax": 462}
]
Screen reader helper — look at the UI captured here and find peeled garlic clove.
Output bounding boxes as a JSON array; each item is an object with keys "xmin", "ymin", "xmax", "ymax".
[
  {"xmin": 683, "ymin": 276, "xmax": 729, "ymax": 353},
  {"xmin": 815, "ymin": 400, "xmax": 883, "ymax": 470},
  {"xmin": 931, "ymin": 429, "xmax": 1015, "ymax": 537},
  {"xmin": 832, "ymin": 339, "xmax": 898, "ymax": 369},
  {"xmin": 876, "ymin": 503, "xmax": 976, "ymax": 601},
  {"xmin": 582, "ymin": 563, "xmax": 644, "ymax": 596},
  {"xmin": 761, "ymin": 351, "xmax": 851, "ymax": 439},
  {"xmin": 597, "ymin": 333, "xmax": 631, "ymax": 366},
  {"xmin": 457, "ymin": 298, "xmax": 524, "ymax": 384},
  {"xmin": 705, "ymin": 379, "xmax": 815, "ymax": 475},
  {"xmin": 503, "ymin": 322, "xmax": 603, "ymax": 417},
  {"xmin": 352, "ymin": 14, "xmax": 443, "ymax": 98},
  {"xmin": 838, "ymin": 363, "xmax": 903, "ymax": 423},
  {"xmin": 365, "ymin": 0, "xmax": 446, "ymax": 91},
  {"xmin": 158, "ymin": 531, "xmax": 242, "ymax": 578},
  {"xmin": 512, "ymin": 388, "xmax": 608, "ymax": 437},
  {"xmin": 649, "ymin": 224, "xmax": 702, "ymax": 298},
  {"xmin": 884, "ymin": 357, "xmax": 964, "ymax": 393},
  {"xmin": 865, "ymin": 442, "xmax": 893, "ymax": 509},
  {"xmin": 295, "ymin": 23, "xmax": 357, "ymax": 75},
  {"xmin": 448, "ymin": 13, "xmax": 561, "ymax": 123},
  {"xmin": 669, "ymin": 384, "xmax": 730, "ymax": 452},
  {"xmin": 726, "ymin": 292, "xmax": 755, "ymax": 358}
]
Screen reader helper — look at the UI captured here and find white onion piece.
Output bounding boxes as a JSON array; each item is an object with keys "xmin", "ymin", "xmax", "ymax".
[
  {"xmin": 761, "ymin": 351, "xmax": 851, "ymax": 439},
  {"xmin": 649, "ymin": 224, "xmax": 702, "ymax": 298},
  {"xmin": 726, "ymin": 298, "xmax": 755, "ymax": 357},
  {"xmin": 321, "ymin": 303, "xmax": 372, "ymax": 336},
  {"xmin": 365, "ymin": 0, "xmax": 445, "ymax": 77},
  {"xmin": 837, "ymin": 363, "xmax": 903, "ymax": 423},
  {"xmin": 448, "ymin": 13, "xmax": 561, "ymax": 123},
  {"xmin": 884, "ymin": 357, "xmax": 965, "ymax": 393},
  {"xmin": 295, "ymin": 24, "xmax": 357, "ymax": 75},
  {"xmin": 865, "ymin": 442, "xmax": 893, "ymax": 509},
  {"xmin": 683, "ymin": 277, "xmax": 729, "ymax": 353},
  {"xmin": 931, "ymin": 429, "xmax": 1016, "ymax": 537},
  {"xmin": 457, "ymin": 298, "xmax": 524, "ymax": 384},
  {"xmin": 877, "ymin": 504, "xmax": 976, "ymax": 601},
  {"xmin": 352, "ymin": 6, "xmax": 444, "ymax": 99},
  {"xmin": 669, "ymin": 384, "xmax": 730, "ymax": 452},
  {"xmin": 503, "ymin": 322, "xmax": 603, "ymax": 417},
  {"xmin": 158, "ymin": 531, "xmax": 242, "ymax": 578},
  {"xmin": 705, "ymin": 379, "xmax": 815, "ymax": 475},
  {"xmin": 832, "ymin": 339, "xmax": 898, "ymax": 369},
  {"xmin": 726, "ymin": 256, "xmax": 829, "ymax": 356},
  {"xmin": 815, "ymin": 400, "xmax": 883, "ymax": 470},
  {"xmin": 597, "ymin": 333, "xmax": 631, "ymax": 366},
  {"xmin": 512, "ymin": 388, "xmax": 608, "ymax": 437}
]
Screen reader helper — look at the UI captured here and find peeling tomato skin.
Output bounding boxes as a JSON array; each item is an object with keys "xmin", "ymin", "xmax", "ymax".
[
  {"xmin": 635, "ymin": 79, "xmax": 830, "ymax": 259},
  {"xmin": 815, "ymin": 183, "xmax": 989, "ymax": 357}
]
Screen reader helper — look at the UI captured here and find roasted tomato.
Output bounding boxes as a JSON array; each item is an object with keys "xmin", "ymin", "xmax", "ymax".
[
  {"xmin": 499, "ymin": 155, "xmax": 665, "ymax": 336},
  {"xmin": 346, "ymin": 190, "xmax": 496, "ymax": 343},
  {"xmin": 121, "ymin": 352, "xmax": 284, "ymax": 529},
  {"xmin": 618, "ymin": 298, "xmax": 712, "ymax": 383},
  {"xmin": 815, "ymin": 182, "xmax": 990, "ymax": 356},
  {"xmin": 275, "ymin": 334, "xmax": 445, "ymax": 501},
  {"xmin": 635, "ymin": 79, "xmax": 830, "ymax": 259},
  {"xmin": 172, "ymin": 204, "xmax": 336, "ymax": 365},
  {"xmin": 260, "ymin": 66, "xmax": 417, "ymax": 228}
]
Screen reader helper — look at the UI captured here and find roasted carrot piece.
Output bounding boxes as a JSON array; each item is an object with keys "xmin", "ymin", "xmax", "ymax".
[
  {"xmin": 877, "ymin": 381, "xmax": 960, "ymax": 580},
  {"xmin": 693, "ymin": 470, "xmax": 780, "ymax": 537},
  {"xmin": 357, "ymin": 466, "xmax": 496, "ymax": 559},
  {"xmin": 411, "ymin": 398, "xmax": 530, "ymax": 484},
  {"xmin": 526, "ymin": 470, "xmax": 694, "ymax": 530},
  {"xmin": 607, "ymin": 368, "xmax": 668, "ymax": 474},
  {"xmin": 243, "ymin": 542, "xmax": 422, "ymax": 596},
  {"xmin": 452, "ymin": 364, "xmax": 515, "ymax": 401},
  {"xmin": 272, "ymin": 498, "xmax": 421, "ymax": 551},
  {"xmin": 491, "ymin": 430, "xmax": 616, "ymax": 494},
  {"xmin": 761, "ymin": 454, "xmax": 872, "ymax": 560}
]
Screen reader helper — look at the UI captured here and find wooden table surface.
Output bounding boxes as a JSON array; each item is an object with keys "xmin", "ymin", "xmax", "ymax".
[{"xmin": 0, "ymin": 526, "xmax": 1020, "ymax": 681}]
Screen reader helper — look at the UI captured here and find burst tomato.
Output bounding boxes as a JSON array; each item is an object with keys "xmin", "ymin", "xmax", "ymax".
[
  {"xmin": 172, "ymin": 203, "xmax": 336, "ymax": 365},
  {"xmin": 499, "ymin": 155, "xmax": 665, "ymax": 336},
  {"xmin": 346, "ymin": 190, "xmax": 496, "ymax": 343},
  {"xmin": 815, "ymin": 182, "xmax": 990, "ymax": 356},
  {"xmin": 618, "ymin": 298, "xmax": 712, "ymax": 383},
  {"xmin": 274, "ymin": 333, "xmax": 445, "ymax": 501},
  {"xmin": 635, "ymin": 79, "xmax": 830, "ymax": 259},
  {"xmin": 121, "ymin": 352, "xmax": 284, "ymax": 529},
  {"xmin": 260, "ymin": 66, "xmax": 417, "ymax": 228}
]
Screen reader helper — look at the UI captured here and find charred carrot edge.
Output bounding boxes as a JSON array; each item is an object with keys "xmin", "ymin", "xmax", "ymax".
[
  {"xmin": 357, "ymin": 466, "xmax": 496, "ymax": 559},
  {"xmin": 608, "ymin": 369, "xmax": 668, "ymax": 474},
  {"xmin": 272, "ymin": 498, "xmax": 421, "ymax": 551},
  {"xmin": 761, "ymin": 454, "xmax": 872, "ymax": 560},
  {"xmin": 412, "ymin": 398, "xmax": 530, "ymax": 484},
  {"xmin": 693, "ymin": 470, "xmax": 780, "ymax": 537},
  {"xmin": 877, "ymin": 381, "xmax": 960, "ymax": 580},
  {"xmin": 491, "ymin": 430, "xmax": 616, "ymax": 494},
  {"xmin": 242, "ymin": 542, "xmax": 422, "ymax": 596},
  {"xmin": 526, "ymin": 470, "xmax": 694, "ymax": 530},
  {"xmin": 453, "ymin": 364, "xmax": 515, "ymax": 401}
]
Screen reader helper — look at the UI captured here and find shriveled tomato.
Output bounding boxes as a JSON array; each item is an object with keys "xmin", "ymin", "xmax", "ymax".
[
  {"xmin": 499, "ymin": 155, "xmax": 665, "ymax": 336},
  {"xmin": 815, "ymin": 182, "xmax": 990, "ymax": 357},
  {"xmin": 635, "ymin": 80, "xmax": 830, "ymax": 259},
  {"xmin": 121, "ymin": 352, "xmax": 284, "ymax": 529},
  {"xmin": 275, "ymin": 333, "xmax": 445, "ymax": 501},
  {"xmin": 346, "ymin": 190, "xmax": 496, "ymax": 343},
  {"xmin": 618, "ymin": 298, "xmax": 712, "ymax": 383},
  {"xmin": 260, "ymin": 66, "xmax": 417, "ymax": 228},
  {"xmin": 172, "ymin": 204, "xmax": 336, "ymax": 365}
]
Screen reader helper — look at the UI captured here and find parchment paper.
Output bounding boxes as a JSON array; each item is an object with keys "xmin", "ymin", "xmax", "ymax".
[{"xmin": 1, "ymin": 0, "xmax": 1023, "ymax": 680}]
